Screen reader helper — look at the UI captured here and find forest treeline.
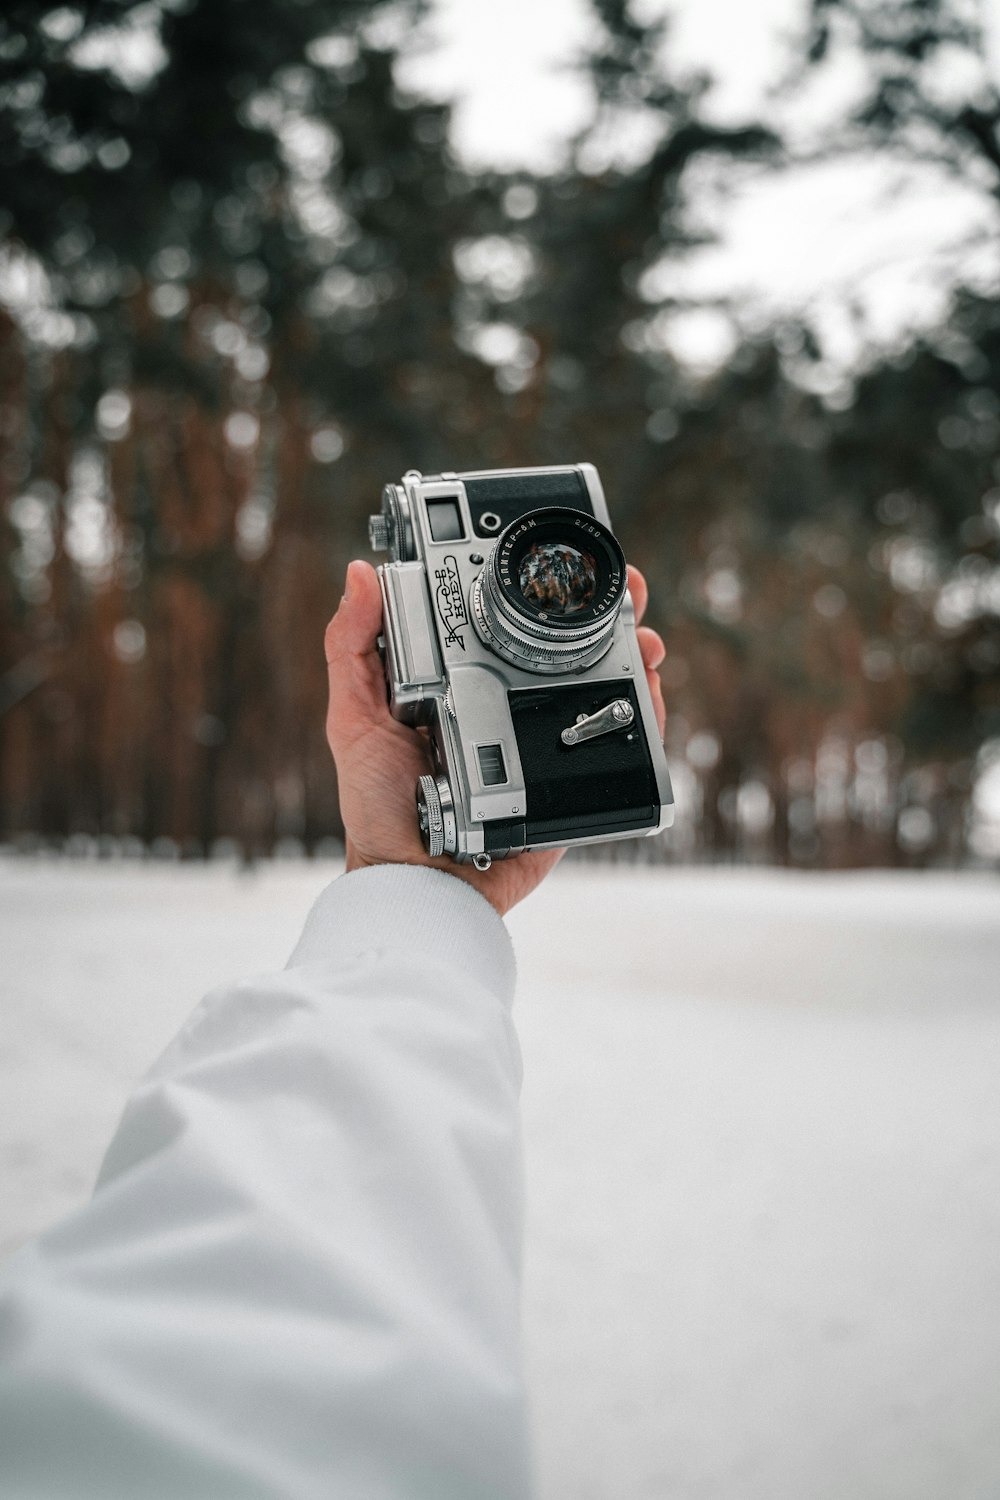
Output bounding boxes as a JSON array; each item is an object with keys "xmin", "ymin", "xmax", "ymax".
[{"xmin": 1, "ymin": 0, "xmax": 998, "ymax": 865}]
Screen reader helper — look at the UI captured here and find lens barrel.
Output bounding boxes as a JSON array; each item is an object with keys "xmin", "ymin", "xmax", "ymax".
[{"xmin": 472, "ymin": 507, "xmax": 627, "ymax": 674}]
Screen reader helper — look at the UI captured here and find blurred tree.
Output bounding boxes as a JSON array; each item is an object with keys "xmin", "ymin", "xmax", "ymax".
[
  {"xmin": 802, "ymin": 0, "xmax": 1000, "ymax": 202},
  {"xmin": 1, "ymin": 0, "xmax": 996, "ymax": 867},
  {"xmin": 823, "ymin": 305, "xmax": 1000, "ymax": 836},
  {"xmin": 485, "ymin": 0, "xmax": 776, "ymax": 516},
  {"xmin": 782, "ymin": 0, "xmax": 1000, "ymax": 860},
  {"xmin": 0, "ymin": 0, "xmax": 498, "ymax": 853}
]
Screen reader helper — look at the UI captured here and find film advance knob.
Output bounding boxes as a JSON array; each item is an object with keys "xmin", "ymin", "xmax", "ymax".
[{"xmin": 416, "ymin": 774, "xmax": 445, "ymax": 857}]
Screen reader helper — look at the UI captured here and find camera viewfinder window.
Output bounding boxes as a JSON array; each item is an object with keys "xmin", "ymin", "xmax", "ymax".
[
  {"xmin": 477, "ymin": 743, "xmax": 508, "ymax": 786},
  {"xmin": 427, "ymin": 498, "xmax": 465, "ymax": 542}
]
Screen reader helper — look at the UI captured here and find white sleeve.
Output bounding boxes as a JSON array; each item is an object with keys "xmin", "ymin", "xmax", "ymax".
[{"xmin": 0, "ymin": 865, "xmax": 534, "ymax": 1500}]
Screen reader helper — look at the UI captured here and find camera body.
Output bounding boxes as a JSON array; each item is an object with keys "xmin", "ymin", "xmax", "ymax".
[{"xmin": 369, "ymin": 463, "xmax": 673, "ymax": 869}]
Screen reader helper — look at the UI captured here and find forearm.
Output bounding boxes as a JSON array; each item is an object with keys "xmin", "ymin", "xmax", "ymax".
[{"xmin": 0, "ymin": 866, "xmax": 533, "ymax": 1500}]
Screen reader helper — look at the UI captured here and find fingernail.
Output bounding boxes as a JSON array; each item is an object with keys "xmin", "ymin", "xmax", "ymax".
[{"xmin": 342, "ymin": 561, "xmax": 355, "ymax": 602}]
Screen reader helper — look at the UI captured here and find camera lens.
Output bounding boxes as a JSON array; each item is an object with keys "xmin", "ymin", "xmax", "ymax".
[{"xmin": 472, "ymin": 507, "xmax": 627, "ymax": 674}]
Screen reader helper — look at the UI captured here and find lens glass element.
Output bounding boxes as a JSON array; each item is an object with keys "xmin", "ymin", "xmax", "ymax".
[{"xmin": 518, "ymin": 541, "xmax": 597, "ymax": 617}]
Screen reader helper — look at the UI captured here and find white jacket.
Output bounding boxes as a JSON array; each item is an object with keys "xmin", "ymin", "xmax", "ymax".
[{"xmin": 0, "ymin": 865, "xmax": 534, "ymax": 1499}]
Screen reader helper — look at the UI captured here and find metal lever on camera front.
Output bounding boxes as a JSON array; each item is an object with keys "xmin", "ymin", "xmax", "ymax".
[{"xmin": 560, "ymin": 698, "xmax": 634, "ymax": 747}]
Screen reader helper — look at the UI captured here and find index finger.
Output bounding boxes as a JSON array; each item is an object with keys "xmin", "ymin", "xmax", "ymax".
[{"xmin": 627, "ymin": 564, "xmax": 648, "ymax": 626}]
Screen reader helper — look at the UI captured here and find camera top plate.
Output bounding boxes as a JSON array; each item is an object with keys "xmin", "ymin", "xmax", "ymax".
[{"xmin": 463, "ymin": 469, "xmax": 595, "ymax": 538}]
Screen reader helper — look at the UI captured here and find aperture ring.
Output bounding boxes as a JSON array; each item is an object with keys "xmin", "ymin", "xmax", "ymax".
[{"xmin": 472, "ymin": 573, "xmax": 616, "ymax": 675}]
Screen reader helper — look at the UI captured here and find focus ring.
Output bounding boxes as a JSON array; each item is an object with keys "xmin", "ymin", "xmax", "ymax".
[{"xmin": 472, "ymin": 572, "xmax": 615, "ymax": 674}]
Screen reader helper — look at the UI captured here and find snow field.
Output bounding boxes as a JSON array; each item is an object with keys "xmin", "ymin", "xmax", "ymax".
[{"xmin": 2, "ymin": 859, "xmax": 999, "ymax": 1499}]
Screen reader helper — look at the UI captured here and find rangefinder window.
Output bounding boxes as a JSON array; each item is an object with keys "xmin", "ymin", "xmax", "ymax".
[{"xmin": 426, "ymin": 497, "xmax": 465, "ymax": 542}]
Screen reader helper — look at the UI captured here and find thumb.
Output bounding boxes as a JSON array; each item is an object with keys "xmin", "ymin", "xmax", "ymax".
[{"xmin": 324, "ymin": 560, "xmax": 388, "ymax": 745}]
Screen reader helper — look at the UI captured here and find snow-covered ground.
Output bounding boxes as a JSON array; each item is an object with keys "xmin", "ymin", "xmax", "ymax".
[{"xmin": 2, "ymin": 858, "xmax": 999, "ymax": 1499}]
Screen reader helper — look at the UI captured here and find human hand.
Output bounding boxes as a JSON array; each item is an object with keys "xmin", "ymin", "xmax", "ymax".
[{"xmin": 324, "ymin": 559, "xmax": 667, "ymax": 917}]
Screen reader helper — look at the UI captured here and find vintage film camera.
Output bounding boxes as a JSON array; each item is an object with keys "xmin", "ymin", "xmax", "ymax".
[{"xmin": 369, "ymin": 464, "xmax": 674, "ymax": 870}]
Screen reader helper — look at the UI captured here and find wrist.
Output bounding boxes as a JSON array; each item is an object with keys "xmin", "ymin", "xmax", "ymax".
[
  {"xmin": 344, "ymin": 838, "xmax": 512, "ymax": 918},
  {"xmin": 289, "ymin": 863, "xmax": 517, "ymax": 1002}
]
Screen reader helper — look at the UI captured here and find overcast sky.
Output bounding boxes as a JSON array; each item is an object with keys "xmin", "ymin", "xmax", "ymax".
[
  {"xmin": 400, "ymin": 0, "xmax": 802, "ymax": 168},
  {"xmin": 400, "ymin": 0, "xmax": 1000, "ymax": 371}
]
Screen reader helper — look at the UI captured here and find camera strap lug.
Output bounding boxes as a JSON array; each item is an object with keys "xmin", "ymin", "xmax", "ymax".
[{"xmin": 560, "ymin": 698, "xmax": 634, "ymax": 747}]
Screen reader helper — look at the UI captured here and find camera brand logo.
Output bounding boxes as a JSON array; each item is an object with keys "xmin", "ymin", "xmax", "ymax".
[{"xmin": 434, "ymin": 555, "xmax": 468, "ymax": 649}]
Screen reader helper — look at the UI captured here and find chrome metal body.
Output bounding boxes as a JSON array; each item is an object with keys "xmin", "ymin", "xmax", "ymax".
[{"xmin": 370, "ymin": 463, "xmax": 674, "ymax": 863}]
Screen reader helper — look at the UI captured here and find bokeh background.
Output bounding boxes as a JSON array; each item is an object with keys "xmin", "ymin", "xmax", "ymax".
[
  {"xmin": 4, "ymin": 10, "xmax": 1000, "ymax": 1496},
  {"xmin": 2, "ymin": 0, "xmax": 1000, "ymax": 867}
]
